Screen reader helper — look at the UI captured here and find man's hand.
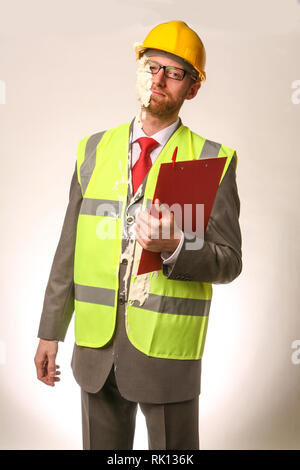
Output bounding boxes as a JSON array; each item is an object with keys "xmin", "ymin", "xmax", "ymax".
[
  {"xmin": 135, "ymin": 198, "xmax": 182, "ymax": 253},
  {"xmin": 34, "ymin": 339, "xmax": 60, "ymax": 387}
]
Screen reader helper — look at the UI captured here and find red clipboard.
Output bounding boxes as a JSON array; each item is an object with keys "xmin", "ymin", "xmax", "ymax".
[{"xmin": 137, "ymin": 157, "xmax": 227, "ymax": 275}]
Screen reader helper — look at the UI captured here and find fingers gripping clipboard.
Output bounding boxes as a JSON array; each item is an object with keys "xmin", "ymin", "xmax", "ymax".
[{"xmin": 137, "ymin": 157, "xmax": 227, "ymax": 275}]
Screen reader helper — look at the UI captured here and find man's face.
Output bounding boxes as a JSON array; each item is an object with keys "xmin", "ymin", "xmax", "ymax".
[{"xmin": 144, "ymin": 54, "xmax": 200, "ymax": 118}]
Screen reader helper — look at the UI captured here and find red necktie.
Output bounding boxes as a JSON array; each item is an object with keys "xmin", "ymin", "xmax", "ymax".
[{"xmin": 132, "ymin": 137, "xmax": 159, "ymax": 195}]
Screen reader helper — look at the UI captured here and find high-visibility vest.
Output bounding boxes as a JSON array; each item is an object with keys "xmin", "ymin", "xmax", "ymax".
[{"xmin": 74, "ymin": 121, "xmax": 236, "ymax": 360}]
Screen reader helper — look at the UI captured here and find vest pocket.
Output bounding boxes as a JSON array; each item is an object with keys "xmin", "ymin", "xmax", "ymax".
[{"xmin": 127, "ymin": 301, "xmax": 210, "ymax": 360}]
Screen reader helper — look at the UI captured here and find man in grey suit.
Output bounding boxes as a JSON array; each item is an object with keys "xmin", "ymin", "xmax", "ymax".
[{"xmin": 34, "ymin": 21, "xmax": 242, "ymax": 450}]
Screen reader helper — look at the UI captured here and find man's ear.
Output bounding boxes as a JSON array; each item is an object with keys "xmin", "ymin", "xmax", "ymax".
[{"xmin": 185, "ymin": 80, "xmax": 201, "ymax": 100}]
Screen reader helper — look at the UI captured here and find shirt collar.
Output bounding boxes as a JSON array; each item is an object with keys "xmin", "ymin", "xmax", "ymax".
[{"xmin": 131, "ymin": 116, "xmax": 181, "ymax": 147}]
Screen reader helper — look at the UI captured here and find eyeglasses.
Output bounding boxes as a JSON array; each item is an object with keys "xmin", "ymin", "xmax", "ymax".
[{"xmin": 145, "ymin": 59, "xmax": 187, "ymax": 81}]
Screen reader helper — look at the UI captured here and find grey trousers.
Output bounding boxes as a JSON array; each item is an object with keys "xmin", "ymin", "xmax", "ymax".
[{"xmin": 81, "ymin": 364, "xmax": 200, "ymax": 450}]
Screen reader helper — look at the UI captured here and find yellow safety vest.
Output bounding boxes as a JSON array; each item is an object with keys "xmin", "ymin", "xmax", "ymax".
[{"xmin": 74, "ymin": 121, "xmax": 236, "ymax": 359}]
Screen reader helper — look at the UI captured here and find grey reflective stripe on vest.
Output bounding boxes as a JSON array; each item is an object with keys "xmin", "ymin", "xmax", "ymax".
[
  {"xmin": 80, "ymin": 130, "xmax": 106, "ymax": 194},
  {"xmin": 80, "ymin": 198, "xmax": 123, "ymax": 218},
  {"xmin": 199, "ymin": 139, "xmax": 221, "ymax": 158},
  {"xmin": 131, "ymin": 294, "xmax": 210, "ymax": 316},
  {"xmin": 75, "ymin": 283, "xmax": 115, "ymax": 306},
  {"xmin": 145, "ymin": 198, "xmax": 152, "ymax": 212}
]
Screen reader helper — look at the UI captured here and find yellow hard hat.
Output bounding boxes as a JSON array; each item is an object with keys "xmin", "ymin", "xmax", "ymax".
[{"xmin": 135, "ymin": 21, "xmax": 206, "ymax": 82}]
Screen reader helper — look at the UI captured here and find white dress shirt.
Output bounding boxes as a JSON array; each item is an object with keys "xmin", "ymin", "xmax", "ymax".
[{"xmin": 131, "ymin": 117, "xmax": 184, "ymax": 265}]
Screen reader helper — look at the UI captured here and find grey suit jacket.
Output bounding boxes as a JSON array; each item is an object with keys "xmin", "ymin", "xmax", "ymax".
[{"xmin": 37, "ymin": 126, "xmax": 242, "ymax": 403}]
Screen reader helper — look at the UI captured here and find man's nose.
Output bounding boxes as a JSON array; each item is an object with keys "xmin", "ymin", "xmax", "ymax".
[{"xmin": 152, "ymin": 68, "xmax": 166, "ymax": 87}]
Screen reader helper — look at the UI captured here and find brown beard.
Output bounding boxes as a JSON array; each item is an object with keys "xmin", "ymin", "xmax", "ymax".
[{"xmin": 145, "ymin": 90, "xmax": 187, "ymax": 118}]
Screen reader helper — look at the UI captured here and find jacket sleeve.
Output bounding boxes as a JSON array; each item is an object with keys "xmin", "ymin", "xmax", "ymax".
[
  {"xmin": 162, "ymin": 156, "xmax": 242, "ymax": 284},
  {"xmin": 37, "ymin": 161, "xmax": 83, "ymax": 341}
]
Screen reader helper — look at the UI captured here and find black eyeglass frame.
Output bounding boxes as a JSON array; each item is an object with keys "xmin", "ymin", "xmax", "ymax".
[{"xmin": 145, "ymin": 59, "xmax": 188, "ymax": 81}]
